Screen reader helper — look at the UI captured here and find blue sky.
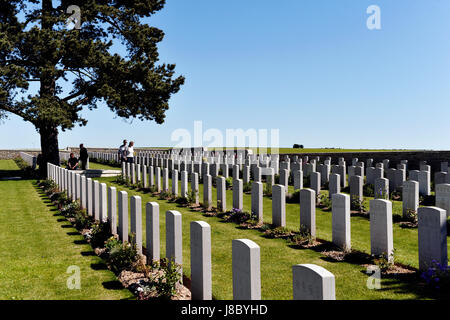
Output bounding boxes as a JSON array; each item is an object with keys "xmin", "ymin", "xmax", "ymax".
[{"xmin": 2, "ymin": 0, "xmax": 450, "ymax": 150}]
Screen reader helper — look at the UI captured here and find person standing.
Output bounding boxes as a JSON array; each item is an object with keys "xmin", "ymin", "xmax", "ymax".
[
  {"xmin": 126, "ymin": 141, "xmax": 135, "ymax": 163},
  {"xmin": 118, "ymin": 139, "xmax": 128, "ymax": 163},
  {"xmin": 79, "ymin": 144, "xmax": 88, "ymax": 170}
]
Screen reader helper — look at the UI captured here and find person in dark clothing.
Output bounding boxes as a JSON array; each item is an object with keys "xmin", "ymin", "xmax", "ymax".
[
  {"xmin": 67, "ymin": 153, "xmax": 79, "ymax": 170},
  {"xmin": 79, "ymin": 144, "xmax": 88, "ymax": 170}
]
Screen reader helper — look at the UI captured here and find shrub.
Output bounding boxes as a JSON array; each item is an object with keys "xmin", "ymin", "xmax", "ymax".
[
  {"xmin": 186, "ymin": 190, "xmax": 198, "ymax": 205},
  {"xmin": 50, "ymin": 191, "xmax": 71, "ymax": 206},
  {"xmin": 61, "ymin": 201, "xmax": 82, "ymax": 218},
  {"xmin": 175, "ymin": 196, "xmax": 189, "ymax": 206},
  {"xmin": 225, "ymin": 177, "xmax": 233, "ymax": 189},
  {"xmin": 372, "ymin": 251, "xmax": 395, "ymax": 273},
  {"xmin": 286, "ymin": 190, "xmax": 300, "ymax": 203},
  {"xmin": 158, "ymin": 191, "xmax": 172, "ymax": 200},
  {"xmin": 90, "ymin": 222, "xmax": 111, "ymax": 248},
  {"xmin": 319, "ymin": 194, "xmax": 332, "ymax": 209},
  {"xmin": 154, "ymin": 258, "xmax": 182, "ymax": 299},
  {"xmin": 351, "ymin": 196, "xmax": 366, "ymax": 212},
  {"xmin": 105, "ymin": 237, "xmax": 139, "ymax": 273},
  {"xmin": 290, "ymin": 225, "xmax": 314, "ymax": 245},
  {"xmin": 264, "ymin": 226, "xmax": 292, "ymax": 239},
  {"xmin": 404, "ymin": 209, "xmax": 418, "ymax": 224},
  {"xmin": 303, "ymin": 175, "xmax": 310, "ymax": 188},
  {"xmin": 363, "ymin": 184, "xmax": 375, "ymax": 197},
  {"xmin": 74, "ymin": 210, "xmax": 92, "ymax": 230},
  {"xmin": 224, "ymin": 208, "xmax": 251, "ymax": 223},
  {"xmin": 274, "ymin": 174, "xmax": 280, "ymax": 184},
  {"xmin": 39, "ymin": 179, "xmax": 58, "ymax": 193},
  {"xmin": 243, "ymin": 182, "xmax": 252, "ymax": 193}
]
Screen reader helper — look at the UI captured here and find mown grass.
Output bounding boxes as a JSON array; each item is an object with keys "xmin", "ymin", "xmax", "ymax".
[
  {"xmin": 0, "ymin": 160, "xmax": 134, "ymax": 300},
  {"xmin": 93, "ymin": 165, "xmax": 448, "ymax": 300},
  {"xmin": 87, "ymin": 162, "xmax": 120, "ymax": 171}
]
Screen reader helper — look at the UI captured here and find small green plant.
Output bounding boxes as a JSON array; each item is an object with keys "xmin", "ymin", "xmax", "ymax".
[
  {"xmin": 60, "ymin": 201, "xmax": 82, "ymax": 218},
  {"xmin": 175, "ymin": 196, "xmax": 189, "ymax": 206},
  {"xmin": 186, "ymin": 190, "xmax": 198, "ymax": 205},
  {"xmin": 404, "ymin": 209, "xmax": 418, "ymax": 224},
  {"xmin": 158, "ymin": 191, "xmax": 172, "ymax": 200},
  {"xmin": 373, "ymin": 250, "xmax": 395, "ymax": 273},
  {"xmin": 363, "ymin": 184, "xmax": 375, "ymax": 197},
  {"xmin": 263, "ymin": 183, "xmax": 272, "ymax": 197},
  {"xmin": 39, "ymin": 179, "xmax": 58, "ymax": 193},
  {"xmin": 319, "ymin": 193, "xmax": 332, "ymax": 209},
  {"xmin": 154, "ymin": 258, "xmax": 182, "ymax": 299},
  {"xmin": 286, "ymin": 190, "xmax": 300, "ymax": 203},
  {"xmin": 224, "ymin": 208, "xmax": 251, "ymax": 223},
  {"xmin": 350, "ymin": 196, "xmax": 366, "ymax": 212},
  {"xmin": 243, "ymin": 182, "xmax": 252, "ymax": 193},
  {"xmin": 290, "ymin": 224, "xmax": 314, "ymax": 246},
  {"xmin": 106, "ymin": 237, "xmax": 139, "ymax": 273},
  {"xmin": 225, "ymin": 177, "xmax": 233, "ymax": 189},
  {"xmin": 74, "ymin": 210, "xmax": 92, "ymax": 230},
  {"xmin": 264, "ymin": 226, "xmax": 292, "ymax": 239},
  {"xmin": 50, "ymin": 191, "xmax": 71, "ymax": 207},
  {"xmin": 90, "ymin": 222, "xmax": 112, "ymax": 248}
]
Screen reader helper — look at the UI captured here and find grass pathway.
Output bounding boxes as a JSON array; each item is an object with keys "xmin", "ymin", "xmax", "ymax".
[{"xmin": 0, "ymin": 160, "xmax": 133, "ymax": 300}]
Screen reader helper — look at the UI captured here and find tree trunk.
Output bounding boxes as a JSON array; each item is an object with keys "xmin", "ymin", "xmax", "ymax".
[{"xmin": 39, "ymin": 126, "xmax": 60, "ymax": 177}]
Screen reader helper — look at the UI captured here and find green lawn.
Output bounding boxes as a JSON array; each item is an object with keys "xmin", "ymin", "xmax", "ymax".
[
  {"xmin": 0, "ymin": 160, "xmax": 134, "ymax": 300},
  {"xmin": 93, "ymin": 167, "xmax": 448, "ymax": 300},
  {"xmin": 87, "ymin": 162, "xmax": 120, "ymax": 170}
]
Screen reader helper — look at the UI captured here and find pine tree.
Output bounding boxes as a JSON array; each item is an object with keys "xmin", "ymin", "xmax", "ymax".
[{"xmin": 0, "ymin": 0, "xmax": 184, "ymax": 176}]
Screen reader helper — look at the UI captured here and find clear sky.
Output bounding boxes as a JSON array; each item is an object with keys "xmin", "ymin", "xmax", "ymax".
[{"xmin": 2, "ymin": 0, "xmax": 450, "ymax": 150}]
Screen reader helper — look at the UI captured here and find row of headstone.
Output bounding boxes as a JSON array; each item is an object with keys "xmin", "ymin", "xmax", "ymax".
[{"xmin": 47, "ymin": 162, "xmax": 337, "ymax": 300}]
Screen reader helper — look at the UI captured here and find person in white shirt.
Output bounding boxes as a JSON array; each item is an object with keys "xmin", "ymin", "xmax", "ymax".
[
  {"xmin": 118, "ymin": 139, "xmax": 127, "ymax": 163},
  {"xmin": 126, "ymin": 141, "xmax": 135, "ymax": 163}
]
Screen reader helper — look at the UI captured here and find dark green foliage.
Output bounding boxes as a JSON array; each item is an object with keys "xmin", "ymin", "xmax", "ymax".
[
  {"xmin": 74, "ymin": 210, "xmax": 92, "ymax": 230},
  {"xmin": 318, "ymin": 193, "xmax": 332, "ymax": 210},
  {"xmin": 404, "ymin": 209, "xmax": 418, "ymax": 224},
  {"xmin": 60, "ymin": 201, "xmax": 82, "ymax": 218},
  {"xmin": 1, "ymin": 1, "xmax": 184, "ymax": 172},
  {"xmin": 350, "ymin": 196, "xmax": 366, "ymax": 212},
  {"xmin": 286, "ymin": 190, "xmax": 300, "ymax": 203},
  {"xmin": 224, "ymin": 208, "xmax": 252, "ymax": 224},
  {"xmin": 50, "ymin": 191, "xmax": 71, "ymax": 206},
  {"xmin": 155, "ymin": 258, "xmax": 182, "ymax": 299},
  {"xmin": 225, "ymin": 177, "xmax": 233, "ymax": 189},
  {"xmin": 243, "ymin": 182, "xmax": 252, "ymax": 193},
  {"xmin": 105, "ymin": 237, "xmax": 139, "ymax": 273},
  {"xmin": 363, "ymin": 184, "xmax": 375, "ymax": 197},
  {"xmin": 90, "ymin": 222, "xmax": 112, "ymax": 249}
]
